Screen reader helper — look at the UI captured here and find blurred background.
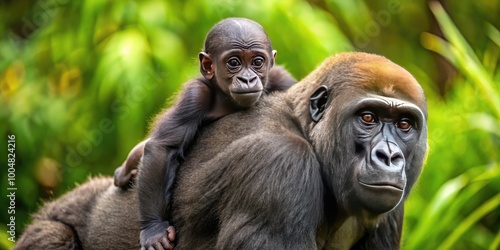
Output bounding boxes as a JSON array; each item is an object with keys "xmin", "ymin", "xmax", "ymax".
[{"xmin": 1, "ymin": 0, "xmax": 499, "ymax": 249}]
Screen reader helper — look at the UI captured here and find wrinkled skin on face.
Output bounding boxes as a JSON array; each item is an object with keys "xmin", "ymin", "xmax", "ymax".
[{"xmin": 199, "ymin": 19, "xmax": 276, "ymax": 108}]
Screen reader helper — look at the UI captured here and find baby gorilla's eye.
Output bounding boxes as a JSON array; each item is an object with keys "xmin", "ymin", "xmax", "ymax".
[
  {"xmin": 252, "ymin": 57, "xmax": 264, "ymax": 68},
  {"xmin": 227, "ymin": 57, "xmax": 241, "ymax": 69}
]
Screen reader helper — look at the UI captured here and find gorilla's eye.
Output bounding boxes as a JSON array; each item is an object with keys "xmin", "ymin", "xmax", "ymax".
[
  {"xmin": 397, "ymin": 118, "xmax": 412, "ymax": 131},
  {"xmin": 252, "ymin": 57, "xmax": 264, "ymax": 68},
  {"xmin": 360, "ymin": 112, "xmax": 377, "ymax": 124},
  {"xmin": 227, "ymin": 57, "xmax": 241, "ymax": 69}
]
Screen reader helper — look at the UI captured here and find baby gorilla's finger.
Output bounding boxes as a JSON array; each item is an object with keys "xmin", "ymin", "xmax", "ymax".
[{"xmin": 167, "ymin": 226, "xmax": 176, "ymax": 242}]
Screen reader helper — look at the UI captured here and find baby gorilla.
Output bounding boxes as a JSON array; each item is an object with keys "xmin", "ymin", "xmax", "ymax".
[
  {"xmin": 113, "ymin": 64, "xmax": 294, "ymax": 189},
  {"xmin": 111, "ymin": 18, "xmax": 296, "ymax": 250}
]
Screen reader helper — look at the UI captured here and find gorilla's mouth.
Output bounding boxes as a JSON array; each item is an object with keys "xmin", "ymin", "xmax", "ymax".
[
  {"xmin": 230, "ymin": 91, "xmax": 263, "ymax": 107},
  {"xmin": 358, "ymin": 181, "xmax": 404, "ymax": 191},
  {"xmin": 230, "ymin": 90, "xmax": 263, "ymax": 94},
  {"xmin": 355, "ymin": 179, "xmax": 405, "ymax": 214}
]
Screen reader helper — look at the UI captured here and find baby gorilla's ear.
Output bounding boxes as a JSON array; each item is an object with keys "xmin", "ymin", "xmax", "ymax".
[
  {"xmin": 271, "ymin": 50, "xmax": 277, "ymax": 67},
  {"xmin": 199, "ymin": 52, "xmax": 214, "ymax": 80}
]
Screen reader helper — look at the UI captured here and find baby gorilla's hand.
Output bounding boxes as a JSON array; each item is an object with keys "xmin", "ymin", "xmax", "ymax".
[{"xmin": 140, "ymin": 222, "xmax": 176, "ymax": 250}]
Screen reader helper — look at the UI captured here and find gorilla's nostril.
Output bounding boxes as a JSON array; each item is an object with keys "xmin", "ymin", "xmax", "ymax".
[
  {"xmin": 376, "ymin": 150, "xmax": 390, "ymax": 166},
  {"xmin": 391, "ymin": 153, "xmax": 405, "ymax": 168},
  {"xmin": 372, "ymin": 144, "xmax": 405, "ymax": 169},
  {"xmin": 391, "ymin": 154, "xmax": 402, "ymax": 162},
  {"xmin": 237, "ymin": 76, "xmax": 248, "ymax": 83}
]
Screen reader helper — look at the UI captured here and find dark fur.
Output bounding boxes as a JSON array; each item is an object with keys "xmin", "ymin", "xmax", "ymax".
[
  {"xmin": 15, "ymin": 52, "xmax": 427, "ymax": 250},
  {"xmin": 14, "ymin": 177, "xmax": 130, "ymax": 250}
]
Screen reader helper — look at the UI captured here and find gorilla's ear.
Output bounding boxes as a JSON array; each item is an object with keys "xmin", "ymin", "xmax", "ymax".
[
  {"xmin": 309, "ymin": 85, "xmax": 329, "ymax": 122},
  {"xmin": 199, "ymin": 52, "xmax": 214, "ymax": 80}
]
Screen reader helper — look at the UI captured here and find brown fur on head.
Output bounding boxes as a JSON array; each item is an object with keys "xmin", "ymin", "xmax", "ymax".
[{"xmin": 287, "ymin": 52, "xmax": 427, "ymax": 131}]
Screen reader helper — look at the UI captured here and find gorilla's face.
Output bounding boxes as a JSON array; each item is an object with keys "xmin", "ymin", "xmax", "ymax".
[
  {"xmin": 349, "ymin": 95, "xmax": 425, "ymax": 214},
  {"xmin": 308, "ymin": 55, "xmax": 427, "ymax": 219}
]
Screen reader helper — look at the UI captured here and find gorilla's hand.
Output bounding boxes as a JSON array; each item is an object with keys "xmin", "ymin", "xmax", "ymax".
[{"xmin": 140, "ymin": 221, "xmax": 176, "ymax": 250}]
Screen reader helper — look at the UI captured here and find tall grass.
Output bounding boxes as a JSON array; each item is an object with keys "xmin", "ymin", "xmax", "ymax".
[{"xmin": 404, "ymin": 2, "xmax": 500, "ymax": 249}]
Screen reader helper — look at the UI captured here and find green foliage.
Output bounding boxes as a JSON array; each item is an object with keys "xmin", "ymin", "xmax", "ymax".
[
  {"xmin": 0, "ymin": 1, "xmax": 499, "ymax": 249},
  {"xmin": 405, "ymin": 2, "xmax": 500, "ymax": 249}
]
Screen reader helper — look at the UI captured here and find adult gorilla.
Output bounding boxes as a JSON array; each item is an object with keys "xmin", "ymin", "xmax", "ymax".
[{"xmin": 15, "ymin": 52, "xmax": 427, "ymax": 250}]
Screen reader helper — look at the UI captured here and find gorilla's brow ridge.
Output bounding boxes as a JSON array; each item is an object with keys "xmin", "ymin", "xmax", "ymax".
[{"xmin": 356, "ymin": 97, "xmax": 425, "ymax": 124}]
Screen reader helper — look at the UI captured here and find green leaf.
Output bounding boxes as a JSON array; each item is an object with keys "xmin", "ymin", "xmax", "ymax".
[
  {"xmin": 438, "ymin": 193, "xmax": 500, "ymax": 249},
  {"xmin": 429, "ymin": 2, "xmax": 500, "ymax": 120}
]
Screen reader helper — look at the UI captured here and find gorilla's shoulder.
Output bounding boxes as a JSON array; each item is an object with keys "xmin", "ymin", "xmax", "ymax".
[
  {"xmin": 219, "ymin": 130, "xmax": 319, "ymax": 177},
  {"xmin": 242, "ymin": 130, "xmax": 312, "ymax": 154}
]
